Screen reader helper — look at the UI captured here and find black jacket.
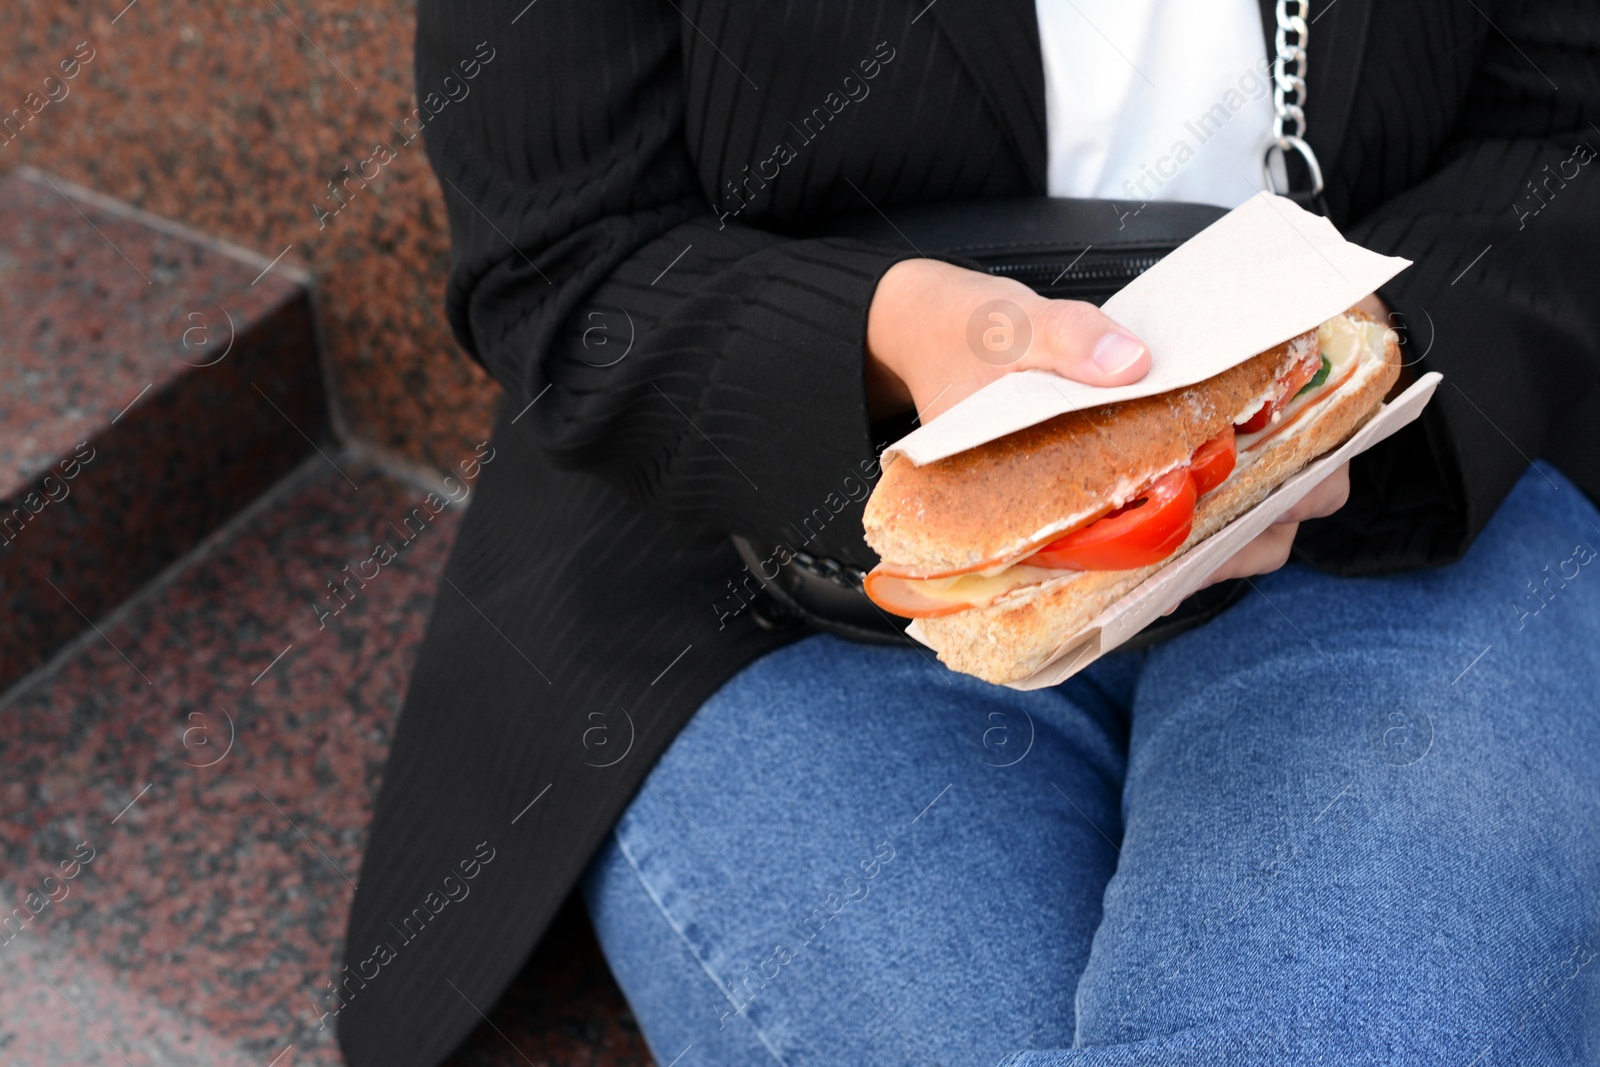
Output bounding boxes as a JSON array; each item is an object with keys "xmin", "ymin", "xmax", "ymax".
[{"xmin": 337, "ymin": 2, "xmax": 1600, "ymax": 1063}]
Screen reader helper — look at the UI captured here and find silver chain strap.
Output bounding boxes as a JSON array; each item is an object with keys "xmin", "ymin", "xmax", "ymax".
[{"xmin": 1262, "ymin": 0, "xmax": 1325, "ymax": 199}]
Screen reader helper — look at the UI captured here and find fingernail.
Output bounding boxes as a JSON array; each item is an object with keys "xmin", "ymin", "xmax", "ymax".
[{"xmin": 1092, "ymin": 332, "xmax": 1146, "ymax": 375}]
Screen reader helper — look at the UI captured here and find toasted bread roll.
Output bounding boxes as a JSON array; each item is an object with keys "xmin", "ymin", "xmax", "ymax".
[
  {"xmin": 865, "ymin": 331, "xmax": 1318, "ymax": 574},
  {"xmin": 867, "ymin": 311, "xmax": 1401, "ymax": 684}
]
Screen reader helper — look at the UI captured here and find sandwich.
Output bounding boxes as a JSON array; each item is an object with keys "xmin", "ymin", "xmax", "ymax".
[{"xmin": 861, "ymin": 307, "xmax": 1402, "ymax": 684}]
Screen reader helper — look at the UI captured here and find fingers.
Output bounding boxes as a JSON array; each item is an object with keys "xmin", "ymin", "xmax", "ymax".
[
  {"xmin": 1191, "ymin": 463, "xmax": 1349, "ymax": 596},
  {"xmin": 1273, "ymin": 462, "xmax": 1350, "ymax": 525},
  {"xmin": 866, "ymin": 262, "xmax": 1155, "ymax": 421},
  {"xmin": 1165, "ymin": 463, "xmax": 1351, "ymax": 614},
  {"xmin": 1017, "ymin": 297, "xmax": 1152, "ymax": 387},
  {"xmin": 1195, "ymin": 521, "xmax": 1299, "ymax": 593}
]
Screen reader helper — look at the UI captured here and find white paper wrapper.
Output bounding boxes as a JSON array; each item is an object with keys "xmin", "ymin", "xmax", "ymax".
[
  {"xmin": 904, "ymin": 372, "xmax": 1443, "ymax": 689},
  {"xmin": 885, "ymin": 192, "xmax": 1412, "ymax": 467}
]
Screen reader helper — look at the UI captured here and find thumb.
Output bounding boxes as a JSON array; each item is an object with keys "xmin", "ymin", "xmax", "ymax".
[{"xmin": 1020, "ymin": 298, "xmax": 1152, "ymax": 387}]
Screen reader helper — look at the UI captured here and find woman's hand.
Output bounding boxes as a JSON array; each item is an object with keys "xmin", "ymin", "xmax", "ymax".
[
  {"xmin": 865, "ymin": 259, "xmax": 1152, "ymax": 421},
  {"xmin": 1187, "ymin": 461, "xmax": 1351, "ymax": 595}
]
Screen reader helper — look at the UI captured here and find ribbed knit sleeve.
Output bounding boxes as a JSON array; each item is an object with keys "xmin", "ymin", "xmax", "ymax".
[
  {"xmin": 1297, "ymin": 0, "xmax": 1600, "ymax": 573},
  {"xmin": 415, "ymin": 0, "xmax": 925, "ymax": 560}
]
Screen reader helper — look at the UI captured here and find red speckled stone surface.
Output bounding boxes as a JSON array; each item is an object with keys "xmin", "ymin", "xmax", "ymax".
[
  {"xmin": 0, "ymin": 0, "xmax": 500, "ymax": 471},
  {"xmin": 0, "ymin": 167, "xmax": 325, "ymax": 693},
  {"xmin": 0, "ymin": 457, "xmax": 652, "ymax": 1066},
  {"xmin": 0, "ymin": 4, "xmax": 655, "ymax": 1058}
]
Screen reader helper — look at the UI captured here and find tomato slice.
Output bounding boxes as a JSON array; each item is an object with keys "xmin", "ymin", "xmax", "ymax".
[
  {"xmin": 867, "ymin": 427, "xmax": 1230, "ymax": 606},
  {"xmin": 1236, "ymin": 353, "xmax": 1322, "ymax": 434},
  {"xmin": 1188, "ymin": 428, "xmax": 1237, "ymax": 496},
  {"xmin": 1240, "ymin": 359, "xmax": 1359, "ymax": 452},
  {"xmin": 1028, "ymin": 469, "xmax": 1197, "ymax": 571},
  {"xmin": 862, "ymin": 570, "xmax": 977, "ymax": 618}
]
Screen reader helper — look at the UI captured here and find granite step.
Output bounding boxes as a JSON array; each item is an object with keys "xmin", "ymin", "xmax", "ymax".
[
  {"xmin": 0, "ymin": 166, "xmax": 651, "ymax": 1065},
  {"xmin": 0, "ymin": 453, "xmax": 651, "ymax": 1066},
  {"xmin": 0, "ymin": 166, "xmax": 324, "ymax": 693}
]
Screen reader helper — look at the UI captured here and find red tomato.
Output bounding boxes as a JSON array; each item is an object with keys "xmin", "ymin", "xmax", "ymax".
[
  {"xmin": 1029, "ymin": 469, "xmax": 1197, "ymax": 571},
  {"xmin": 1236, "ymin": 353, "xmax": 1322, "ymax": 434},
  {"xmin": 1241, "ymin": 359, "xmax": 1358, "ymax": 453},
  {"xmin": 1235, "ymin": 404, "xmax": 1273, "ymax": 435},
  {"xmin": 1188, "ymin": 428, "xmax": 1237, "ymax": 496}
]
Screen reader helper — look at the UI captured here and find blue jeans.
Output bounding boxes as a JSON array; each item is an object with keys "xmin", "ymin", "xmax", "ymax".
[{"xmin": 582, "ymin": 463, "xmax": 1600, "ymax": 1066}]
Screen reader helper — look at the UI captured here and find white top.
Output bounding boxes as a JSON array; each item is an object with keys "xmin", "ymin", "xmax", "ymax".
[{"xmin": 1035, "ymin": 0, "xmax": 1274, "ymax": 209}]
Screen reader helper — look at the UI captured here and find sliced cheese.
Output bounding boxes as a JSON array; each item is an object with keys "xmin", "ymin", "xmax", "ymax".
[{"xmin": 902, "ymin": 564, "xmax": 1067, "ymax": 606}]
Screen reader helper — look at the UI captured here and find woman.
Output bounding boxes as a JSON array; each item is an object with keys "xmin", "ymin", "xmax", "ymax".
[{"xmin": 337, "ymin": 2, "xmax": 1600, "ymax": 1064}]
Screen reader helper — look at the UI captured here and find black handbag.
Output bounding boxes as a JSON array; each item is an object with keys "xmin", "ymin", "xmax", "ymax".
[{"xmin": 732, "ymin": 196, "xmax": 1249, "ymax": 651}]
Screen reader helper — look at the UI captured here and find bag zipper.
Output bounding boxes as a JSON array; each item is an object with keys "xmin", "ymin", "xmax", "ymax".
[{"xmin": 983, "ymin": 250, "xmax": 1165, "ymax": 289}]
